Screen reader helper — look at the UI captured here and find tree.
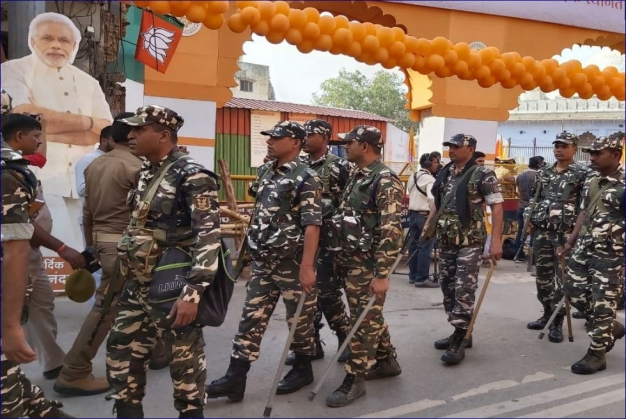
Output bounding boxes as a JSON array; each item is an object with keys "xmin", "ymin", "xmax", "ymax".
[{"xmin": 312, "ymin": 68, "xmax": 413, "ymax": 131}]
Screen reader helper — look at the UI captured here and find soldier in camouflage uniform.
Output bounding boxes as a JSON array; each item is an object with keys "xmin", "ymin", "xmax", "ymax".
[
  {"xmin": 105, "ymin": 106, "xmax": 221, "ymax": 418},
  {"xmin": 1, "ymin": 91, "xmax": 73, "ymax": 418},
  {"xmin": 525, "ymin": 132, "xmax": 591, "ymax": 343},
  {"xmin": 284, "ymin": 119, "xmax": 352, "ymax": 366},
  {"xmin": 207, "ymin": 121, "xmax": 322, "ymax": 401},
  {"xmin": 427, "ymin": 134, "xmax": 504, "ymax": 365},
  {"xmin": 559, "ymin": 135, "xmax": 625, "ymax": 374},
  {"xmin": 323, "ymin": 126, "xmax": 403, "ymax": 408}
]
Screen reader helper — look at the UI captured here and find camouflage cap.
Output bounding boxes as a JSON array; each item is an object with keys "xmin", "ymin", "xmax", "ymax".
[
  {"xmin": 1, "ymin": 89, "xmax": 12, "ymax": 115},
  {"xmin": 582, "ymin": 135, "xmax": 624, "ymax": 152},
  {"xmin": 331, "ymin": 125, "xmax": 384, "ymax": 147},
  {"xmin": 553, "ymin": 131, "xmax": 578, "ymax": 145},
  {"xmin": 443, "ymin": 133, "xmax": 477, "ymax": 147},
  {"xmin": 260, "ymin": 120, "xmax": 307, "ymax": 141},
  {"xmin": 304, "ymin": 119, "xmax": 332, "ymax": 137},
  {"xmin": 119, "ymin": 105, "xmax": 184, "ymax": 132}
]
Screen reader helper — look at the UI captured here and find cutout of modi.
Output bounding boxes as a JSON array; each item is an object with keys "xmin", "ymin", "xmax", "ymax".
[{"xmin": 1, "ymin": 12, "xmax": 113, "ymax": 249}]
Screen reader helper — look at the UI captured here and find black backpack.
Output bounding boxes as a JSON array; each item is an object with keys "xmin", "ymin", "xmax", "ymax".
[{"xmin": 502, "ymin": 238, "xmax": 517, "ymax": 260}]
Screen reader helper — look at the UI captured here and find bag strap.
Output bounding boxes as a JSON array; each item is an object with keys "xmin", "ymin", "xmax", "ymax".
[
  {"xmin": 279, "ymin": 164, "xmax": 309, "ymax": 216},
  {"xmin": 433, "ymin": 166, "xmax": 479, "ymax": 225},
  {"xmin": 585, "ymin": 177, "xmax": 613, "ymax": 220},
  {"xmin": 139, "ymin": 151, "xmax": 185, "ymax": 205}
]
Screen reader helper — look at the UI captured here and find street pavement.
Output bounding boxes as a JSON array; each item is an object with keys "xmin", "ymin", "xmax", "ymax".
[{"xmin": 21, "ymin": 260, "xmax": 625, "ymax": 418}]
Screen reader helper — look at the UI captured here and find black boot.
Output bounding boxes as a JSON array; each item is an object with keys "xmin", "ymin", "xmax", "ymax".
[
  {"xmin": 527, "ymin": 304, "xmax": 552, "ymax": 330},
  {"xmin": 572, "ymin": 310, "xmax": 585, "ymax": 319},
  {"xmin": 178, "ymin": 409, "xmax": 204, "ymax": 418},
  {"xmin": 285, "ymin": 324, "xmax": 325, "ymax": 365},
  {"xmin": 336, "ymin": 329, "xmax": 350, "ymax": 363},
  {"xmin": 434, "ymin": 332, "xmax": 473, "ymax": 350},
  {"xmin": 548, "ymin": 315, "xmax": 564, "ymax": 343},
  {"xmin": 326, "ymin": 373, "xmax": 366, "ymax": 407},
  {"xmin": 606, "ymin": 320, "xmax": 625, "ymax": 353},
  {"xmin": 114, "ymin": 401, "xmax": 144, "ymax": 418},
  {"xmin": 364, "ymin": 354, "xmax": 401, "ymax": 380},
  {"xmin": 441, "ymin": 328, "xmax": 466, "ymax": 365},
  {"xmin": 41, "ymin": 400, "xmax": 74, "ymax": 418},
  {"xmin": 276, "ymin": 354, "xmax": 314, "ymax": 394},
  {"xmin": 206, "ymin": 357, "xmax": 251, "ymax": 402},
  {"xmin": 571, "ymin": 348, "xmax": 606, "ymax": 375}
]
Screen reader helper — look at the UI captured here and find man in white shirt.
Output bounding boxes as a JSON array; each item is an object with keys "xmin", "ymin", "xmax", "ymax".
[
  {"xmin": 407, "ymin": 152, "xmax": 439, "ymax": 287},
  {"xmin": 1, "ymin": 12, "xmax": 113, "ymax": 250}
]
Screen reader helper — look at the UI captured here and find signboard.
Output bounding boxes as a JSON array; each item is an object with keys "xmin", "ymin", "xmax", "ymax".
[
  {"xmin": 44, "ymin": 257, "xmax": 73, "ymax": 294},
  {"xmin": 386, "ymin": 0, "xmax": 624, "ymax": 34},
  {"xmin": 250, "ymin": 110, "xmax": 281, "ymax": 168}
]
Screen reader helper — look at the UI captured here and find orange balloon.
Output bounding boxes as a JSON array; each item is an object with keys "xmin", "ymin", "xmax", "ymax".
[
  {"xmin": 435, "ymin": 66, "xmax": 453, "ymax": 78},
  {"xmin": 570, "ymin": 72, "xmax": 587, "ymax": 88},
  {"xmin": 251, "ymin": 20, "xmax": 270, "ymax": 36},
  {"xmin": 204, "ymin": 13, "xmax": 225, "ymax": 29},
  {"xmin": 240, "ymin": 7, "xmax": 261, "ymax": 25},
  {"xmin": 500, "ymin": 78, "xmax": 518, "ymax": 89},
  {"xmin": 531, "ymin": 64, "xmax": 547, "ymax": 80},
  {"xmin": 363, "ymin": 22, "xmax": 377, "ymax": 36},
  {"xmin": 478, "ymin": 48, "xmax": 496, "ymax": 65},
  {"xmin": 303, "ymin": 7, "xmax": 320, "ymax": 22},
  {"xmin": 333, "ymin": 28, "xmax": 353, "ymax": 47},
  {"xmin": 329, "ymin": 44, "xmax": 343, "ymax": 55},
  {"xmin": 478, "ymin": 76, "xmax": 496, "ymax": 88},
  {"xmin": 521, "ymin": 56, "xmax": 536, "ymax": 71},
  {"xmin": 590, "ymin": 75, "xmax": 605, "ymax": 90},
  {"xmin": 559, "ymin": 87, "xmax": 577, "ymax": 98},
  {"xmin": 392, "ymin": 27, "xmax": 405, "ymax": 42},
  {"xmin": 302, "ymin": 22, "xmax": 321, "ymax": 40},
  {"xmin": 334, "ymin": 15, "xmax": 350, "ymax": 30},
  {"xmin": 297, "ymin": 40, "xmax": 314, "ymax": 54},
  {"xmin": 601, "ymin": 66, "xmax": 619, "ymax": 77},
  {"xmin": 169, "ymin": 1, "xmax": 191, "ymax": 15},
  {"xmin": 413, "ymin": 56, "xmax": 428, "ymax": 74},
  {"xmin": 186, "ymin": 4, "xmax": 207, "ymax": 23},
  {"xmin": 285, "ymin": 28, "xmax": 303, "ymax": 45},
  {"xmin": 551, "ymin": 68, "xmax": 566, "ymax": 84},
  {"xmin": 364, "ymin": 55, "xmax": 378, "ymax": 66},
  {"xmin": 349, "ymin": 22, "xmax": 366, "ymax": 42},
  {"xmin": 345, "ymin": 42, "xmax": 362, "ymax": 58},
  {"xmin": 266, "ymin": 31, "xmax": 285, "ymax": 44},
  {"xmin": 582, "ymin": 64, "xmax": 601, "ymax": 79},
  {"xmin": 474, "ymin": 65, "xmax": 491, "ymax": 80},
  {"xmin": 500, "ymin": 53, "xmax": 518, "ymax": 69},
  {"xmin": 426, "ymin": 54, "xmax": 445, "ymax": 72},
  {"xmin": 459, "ymin": 70, "xmax": 473, "ymax": 81},
  {"xmin": 388, "ymin": 41, "xmax": 406, "ymax": 58},
  {"xmin": 466, "ymin": 53, "xmax": 481, "ymax": 70},
  {"xmin": 236, "ymin": 1, "xmax": 258, "ymax": 8},
  {"xmin": 415, "ymin": 38, "xmax": 432, "ymax": 56},
  {"xmin": 288, "ymin": 9, "xmax": 307, "ymax": 29},
  {"xmin": 257, "ymin": 1, "xmax": 276, "ymax": 20},
  {"xmin": 403, "ymin": 36, "xmax": 419, "ymax": 54},
  {"xmin": 511, "ymin": 63, "xmax": 526, "ymax": 78},
  {"xmin": 269, "ymin": 14, "xmax": 290, "ymax": 32},
  {"xmin": 556, "ymin": 77, "xmax": 571, "ymax": 90},
  {"xmin": 376, "ymin": 27, "xmax": 395, "ymax": 47},
  {"xmin": 520, "ymin": 80, "xmax": 537, "ymax": 91},
  {"xmin": 518, "ymin": 72, "xmax": 534, "ymax": 86},
  {"xmin": 452, "ymin": 60, "xmax": 469, "ymax": 75},
  {"xmin": 206, "ymin": 1, "xmax": 229, "ymax": 14},
  {"xmin": 272, "ymin": 0, "xmax": 290, "ymax": 15},
  {"xmin": 561, "ymin": 60, "xmax": 582, "ymax": 75},
  {"xmin": 382, "ymin": 58, "xmax": 397, "ymax": 70},
  {"xmin": 227, "ymin": 14, "xmax": 248, "ymax": 33},
  {"xmin": 608, "ymin": 76, "xmax": 624, "ymax": 91},
  {"xmin": 489, "ymin": 59, "xmax": 505, "ymax": 73},
  {"xmin": 494, "ymin": 69, "xmax": 511, "ymax": 82},
  {"xmin": 398, "ymin": 53, "xmax": 415, "ymax": 68},
  {"xmin": 611, "ymin": 80, "xmax": 625, "ymax": 97},
  {"xmin": 374, "ymin": 48, "xmax": 390, "ymax": 63},
  {"xmin": 318, "ymin": 15, "xmax": 336, "ymax": 34},
  {"xmin": 540, "ymin": 59, "xmax": 558, "ymax": 74},
  {"xmin": 431, "ymin": 36, "xmax": 452, "ymax": 54},
  {"xmin": 453, "ymin": 42, "xmax": 471, "ymax": 59},
  {"xmin": 539, "ymin": 77, "xmax": 554, "ymax": 93},
  {"xmin": 443, "ymin": 50, "xmax": 458, "ymax": 66},
  {"xmin": 596, "ymin": 86, "xmax": 612, "ymax": 101},
  {"xmin": 362, "ymin": 35, "xmax": 380, "ymax": 53},
  {"xmin": 148, "ymin": 1, "xmax": 170, "ymax": 15},
  {"xmin": 314, "ymin": 34, "xmax": 333, "ymax": 51}
]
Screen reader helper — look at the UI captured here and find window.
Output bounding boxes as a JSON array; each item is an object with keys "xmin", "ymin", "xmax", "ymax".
[{"xmin": 240, "ymin": 80, "xmax": 253, "ymax": 92}]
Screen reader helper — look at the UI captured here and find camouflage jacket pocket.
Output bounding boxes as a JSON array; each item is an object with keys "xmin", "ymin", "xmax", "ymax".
[
  {"xmin": 117, "ymin": 234, "xmax": 159, "ymax": 281},
  {"xmin": 265, "ymin": 217, "xmax": 302, "ymax": 260},
  {"xmin": 532, "ymin": 201, "xmax": 549, "ymax": 227},
  {"xmin": 341, "ymin": 214, "xmax": 363, "ymax": 253},
  {"xmin": 326, "ymin": 212, "xmax": 344, "ymax": 251},
  {"xmin": 547, "ymin": 202, "xmax": 576, "ymax": 229}
]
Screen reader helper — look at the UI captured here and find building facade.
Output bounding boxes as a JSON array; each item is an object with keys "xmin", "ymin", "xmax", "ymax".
[{"xmin": 230, "ymin": 59, "xmax": 276, "ymax": 101}]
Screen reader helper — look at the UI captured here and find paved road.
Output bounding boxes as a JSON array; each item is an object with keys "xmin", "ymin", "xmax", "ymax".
[{"xmin": 21, "ymin": 260, "xmax": 625, "ymax": 418}]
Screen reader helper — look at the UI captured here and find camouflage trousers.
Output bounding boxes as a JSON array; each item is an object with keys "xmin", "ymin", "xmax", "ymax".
[
  {"xmin": 564, "ymin": 248, "xmax": 624, "ymax": 351},
  {"xmin": 533, "ymin": 229, "xmax": 567, "ymax": 313},
  {"xmin": 339, "ymin": 265, "xmax": 396, "ymax": 376},
  {"xmin": 106, "ymin": 281, "xmax": 206, "ymax": 413},
  {"xmin": 231, "ymin": 258, "xmax": 317, "ymax": 361},
  {"xmin": 1, "ymin": 353, "xmax": 64, "ymax": 418},
  {"xmin": 438, "ymin": 243, "xmax": 482, "ymax": 329},
  {"xmin": 313, "ymin": 245, "xmax": 350, "ymax": 335}
]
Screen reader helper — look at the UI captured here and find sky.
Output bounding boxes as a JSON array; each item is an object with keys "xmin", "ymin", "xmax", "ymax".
[{"xmin": 241, "ymin": 35, "xmax": 625, "ymax": 105}]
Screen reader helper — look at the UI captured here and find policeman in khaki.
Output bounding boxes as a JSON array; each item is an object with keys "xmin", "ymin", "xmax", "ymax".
[
  {"xmin": 525, "ymin": 132, "xmax": 591, "ymax": 342},
  {"xmin": 426, "ymin": 134, "xmax": 504, "ymax": 366},
  {"xmin": 282, "ymin": 119, "xmax": 352, "ymax": 366},
  {"xmin": 558, "ymin": 135, "xmax": 625, "ymax": 374},
  {"xmin": 207, "ymin": 121, "xmax": 322, "ymax": 401},
  {"xmin": 324, "ymin": 126, "xmax": 404, "ymax": 408},
  {"xmin": 105, "ymin": 106, "xmax": 221, "ymax": 418}
]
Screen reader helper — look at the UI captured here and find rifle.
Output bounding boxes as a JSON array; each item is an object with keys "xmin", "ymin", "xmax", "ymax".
[
  {"xmin": 514, "ymin": 178, "xmax": 543, "ymax": 261},
  {"xmin": 87, "ymin": 257, "xmax": 125, "ymax": 347}
]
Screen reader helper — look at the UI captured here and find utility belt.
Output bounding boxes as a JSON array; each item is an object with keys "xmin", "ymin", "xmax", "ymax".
[
  {"xmin": 531, "ymin": 200, "xmax": 577, "ymax": 232},
  {"xmin": 436, "ymin": 210, "xmax": 485, "ymax": 246}
]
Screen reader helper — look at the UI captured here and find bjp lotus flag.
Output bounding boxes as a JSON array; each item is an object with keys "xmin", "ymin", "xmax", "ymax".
[{"xmin": 135, "ymin": 10, "xmax": 183, "ymax": 73}]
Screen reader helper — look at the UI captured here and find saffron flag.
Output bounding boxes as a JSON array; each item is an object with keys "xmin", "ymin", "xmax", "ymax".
[
  {"xmin": 135, "ymin": 10, "xmax": 183, "ymax": 74},
  {"xmin": 408, "ymin": 125, "xmax": 416, "ymax": 162}
]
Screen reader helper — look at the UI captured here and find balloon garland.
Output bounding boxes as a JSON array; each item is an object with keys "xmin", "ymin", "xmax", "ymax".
[{"xmin": 131, "ymin": 0, "xmax": 625, "ymax": 101}]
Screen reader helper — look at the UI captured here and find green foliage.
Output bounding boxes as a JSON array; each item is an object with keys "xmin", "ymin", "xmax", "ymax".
[{"xmin": 312, "ymin": 69, "xmax": 412, "ymax": 131}]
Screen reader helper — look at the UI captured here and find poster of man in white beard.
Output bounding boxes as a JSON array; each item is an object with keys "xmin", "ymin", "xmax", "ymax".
[{"xmin": 1, "ymin": 12, "xmax": 113, "ymax": 252}]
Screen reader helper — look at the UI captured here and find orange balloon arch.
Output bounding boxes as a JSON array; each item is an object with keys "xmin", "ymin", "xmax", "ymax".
[{"xmin": 129, "ymin": 0, "xmax": 625, "ymax": 101}]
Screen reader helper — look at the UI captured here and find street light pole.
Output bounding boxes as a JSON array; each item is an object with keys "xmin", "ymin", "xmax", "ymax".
[{"xmin": 7, "ymin": 0, "xmax": 45, "ymax": 59}]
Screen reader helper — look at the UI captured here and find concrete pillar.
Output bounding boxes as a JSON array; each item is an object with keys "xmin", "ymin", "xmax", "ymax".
[
  {"xmin": 417, "ymin": 109, "xmax": 499, "ymax": 165},
  {"xmin": 7, "ymin": 0, "xmax": 45, "ymax": 59}
]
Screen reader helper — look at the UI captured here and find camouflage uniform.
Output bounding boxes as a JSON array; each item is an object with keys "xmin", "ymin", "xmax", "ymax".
[
  {"xmin": 327, "ymin": 126, "xmax": 404, "ymax": 376},
  {"xmin": 301, "ymin": 120, "xmax": 351, "ymax": 337},
  {"xmin": 564, "ymin": 136, "xmax": 624, "ymax": 355},
  {"xmin": 526, "ymin": 132, "xmax": 590, "ymax": 335},
  {"xmin": 1, "ymin": 93, "xmax": 71, "ymax": 417},
  {"xmin": 105, "ymin": 106, "xmax": 220, "ymax": 416}
]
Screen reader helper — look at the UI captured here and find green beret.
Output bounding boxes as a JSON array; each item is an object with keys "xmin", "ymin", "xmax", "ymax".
[{"xmin": 65, "ymin": 269, "xmax": 96, "ymax": 303}]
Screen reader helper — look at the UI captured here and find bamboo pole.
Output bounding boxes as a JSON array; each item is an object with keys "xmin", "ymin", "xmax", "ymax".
[{"xmin": 218, "ymin": 159, "xmax": 243, "ymax": 248}]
